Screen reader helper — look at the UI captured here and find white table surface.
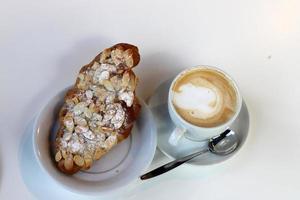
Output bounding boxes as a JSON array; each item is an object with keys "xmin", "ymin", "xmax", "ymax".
[{"xmin": 1, "ymin": 0, "xmax": 300, "ymax": 199}]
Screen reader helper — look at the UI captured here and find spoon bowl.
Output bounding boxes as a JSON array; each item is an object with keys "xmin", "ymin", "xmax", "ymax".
[{"xmin": 208, "ymin": 129, "xmax": 238, "ymax": 155}]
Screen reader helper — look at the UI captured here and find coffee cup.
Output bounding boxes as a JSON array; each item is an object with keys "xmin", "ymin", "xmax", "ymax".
[{"xmin": 168, "ymin": 66, "xmax": 242, "ymax": 145}]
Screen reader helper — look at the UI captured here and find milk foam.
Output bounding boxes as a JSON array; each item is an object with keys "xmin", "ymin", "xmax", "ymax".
[
  {"xmin": 172, "ymin": 68, "xmax": 237, "ymax": 127},
  {"xmin": 173, "ymin": 83, "xmax": 223, "ymax": 119}
]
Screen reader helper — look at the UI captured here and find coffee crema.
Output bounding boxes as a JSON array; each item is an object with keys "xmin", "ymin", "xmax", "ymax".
[{"xmin": 171, "ymin": 68, "xmax": 237, "ymax": 127}]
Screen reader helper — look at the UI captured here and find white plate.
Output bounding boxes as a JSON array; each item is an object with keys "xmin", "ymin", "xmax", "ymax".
[
  {"xmin": 31, "ymin": 87, "xmax": 157, "ymax": 196},
  {"xmin": 19, "ymin": 119, "xmax": 99, "ymax": 200},
  {"xmin": 148, "ymin": 79, "xmax": 249, "ymax": 165}
]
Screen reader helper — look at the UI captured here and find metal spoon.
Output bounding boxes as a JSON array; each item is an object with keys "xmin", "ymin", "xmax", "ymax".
[{"xmin": 140, "ymin": 129, "xmax": 238, "ymax": 180}]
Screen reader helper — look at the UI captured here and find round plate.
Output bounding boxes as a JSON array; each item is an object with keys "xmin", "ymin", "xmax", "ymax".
[
  {"xmin": 31, "ymin": 87, "xmax": 157, "ymax": 196},
  {"xmin": 19, "ymin": 120, "xmax": 99, "ymax": 199},
  {"xmin": 148, "ymin": 79, "xmax": 249, "ymax": 165}
]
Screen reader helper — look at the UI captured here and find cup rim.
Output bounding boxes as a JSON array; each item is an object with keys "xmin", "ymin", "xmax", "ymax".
[{"xmin": 168, "ymin": 65, "xmax": 242, "ymax": 130}]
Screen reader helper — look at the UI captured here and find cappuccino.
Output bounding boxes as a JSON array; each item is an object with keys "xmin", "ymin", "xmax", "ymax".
[{"xmin": 171, "ymin": 68, "xmax": 237, "ymax": 127}]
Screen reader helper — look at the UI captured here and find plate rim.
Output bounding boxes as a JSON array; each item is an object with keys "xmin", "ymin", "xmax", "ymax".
[{"xmin": 32, "ymin": 86, "xmax": 157, "ymax": 196}]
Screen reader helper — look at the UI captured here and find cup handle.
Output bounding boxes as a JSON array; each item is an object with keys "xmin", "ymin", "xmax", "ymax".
[{"xmin": 168, "ymin": 127, "xmax": 186, "ymax": 146}]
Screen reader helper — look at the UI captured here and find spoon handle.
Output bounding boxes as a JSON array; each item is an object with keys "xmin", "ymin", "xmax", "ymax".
[{"xmin": 140, "ymin": 148, "xmax": 209, "ymax": 180}]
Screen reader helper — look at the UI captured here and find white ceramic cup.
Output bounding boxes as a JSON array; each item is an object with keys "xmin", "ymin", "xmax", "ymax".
[{"xmin": 168, "ymin": 66, "xmax": 242, "ymax": 145}]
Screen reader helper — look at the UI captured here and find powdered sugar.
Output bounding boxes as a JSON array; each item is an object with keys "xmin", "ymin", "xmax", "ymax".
[
  {"xmin": 58, "ymin": 61, "xmax": 135, "ymax": 158},
  {"xmin": 118, "ymin": 90, "xmax": 134, "ymax": 107}
]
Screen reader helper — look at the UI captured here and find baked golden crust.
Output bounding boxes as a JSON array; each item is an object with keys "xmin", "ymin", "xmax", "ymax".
[{"xmin": 53, "ymin": 43, "xmax": 141, "ymax": 174}]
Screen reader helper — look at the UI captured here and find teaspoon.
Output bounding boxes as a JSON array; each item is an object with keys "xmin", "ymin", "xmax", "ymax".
[{"xmin": 140, "ymin": 129, "xmax": 238, "ymax": 180}]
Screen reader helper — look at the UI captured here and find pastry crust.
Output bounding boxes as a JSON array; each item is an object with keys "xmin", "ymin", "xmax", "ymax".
[{"xmin": 53, "ymin": 43, "xmax": 141, "ymax": 174}]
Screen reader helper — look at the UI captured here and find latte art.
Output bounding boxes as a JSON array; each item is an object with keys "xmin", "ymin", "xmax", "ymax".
[
  {"xmin": 172, "ymin": 68, "xmax": 237, "ymax": 127},
  {"xmin": 173, "ymin": 82, "xmax": 223, "ymax": 119}
]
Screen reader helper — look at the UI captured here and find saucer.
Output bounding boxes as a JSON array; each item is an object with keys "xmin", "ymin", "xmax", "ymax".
[
  {"xmin": 31, "ymin": 87, "xmax": 157, "ymax": 196},
  {"xmin": 148, "ymin": 79, "xmax": 250, "ymax": 165}
]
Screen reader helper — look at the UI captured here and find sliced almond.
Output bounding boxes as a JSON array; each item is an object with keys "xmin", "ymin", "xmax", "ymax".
[
  {"xmin": 110, "ymin": 131, "xmax": 118, "ymax": 136},
  {"xmin": 89, "ymin": 102, "xmax": 95, "ymax": 110},
  {"xmin": 124, "ymin": 49, "xmax": 134, "ymax": 68},
  {"xmin": 89, "ymin": 103, "xmax": 100, "ymax": 113},
  {"xmin": 121, "ymin": 72, "xmax": 130, "ymax": 89},
  {"xmin": 93, "ymin": 69, "xmax": 110, "ymax": 84},
  {"xmin": 94, "ymin": 88, "xmax": 108, "ymax": 101},
  {"xmin": 100, "ymin": 49, "xmax": 111, "ymax": 63},
  {"xmin": 101, "ymin": 126, "xmax": 114, "ymax": 132},
  {"xmin": 65, "ymin": 99, "xmax": 74, "ymax": 107},
  {"xmin": 93, "ymin": 148, "xmax": 106, "ymax": 160},
  {"xmin": 118, "ymin": 91, "xmax": 134, "ymax": 107},
  {"xmin": 110, "ymin": 75, "xmax": 122, "ymax": 91},
  {"xmin": 105, "ymin": 92, "xmax": 116, "ymax": 104},
  {"xmin": 73, "ymin": 102, "xmax": 87, "ymax": 116},
  {"xmin": 84, "ymin": 157, "xmax": 93, "ymax": 169},
  {"xmin": 99, "ymin": 103, "xmax": 106, "ymax": 112},
  {"xmin": 74, "ymin": 116, "xmax": 87, "ymax": 126},
  {"xmin": 77, "ymin": 80, "xmax": 88, "ymax": 90},
  {"xmin": 111, "ymin": 48, "xmax": 124, "ymax": 66},
  {"xmin": 55, "ymin": 151, "xmax": 62, "ymax": 162},
  {"xmin": 104, "ymin": 135, "xmax": 117, "ymax": 150},
  {"xmin": 73, "ymin": 155, "xmax": 84, "ymax": 167},
  {"xmin": 63, "ymin": 132, "xmax": 72, "ymax": 141},
  {"xmin": 103, "ymin": 80, "xmax": 115, "ymax": 91},
  {"xmin": 84, "ymin": 152, "xmax": 93, "ymax": 160},
  {"xmin": 92, "ymin": 113, "xmax": 102, "ymax": 122},
  {"xmin": 62, "ymin": 150, "xmax": 67, "ymax": 159},
  {"xmin": 84, "ymin": 108, "xmax": 92, "ymax": 119},
  {"xmin": 85, "ymin": 90, "xmax": 93, "ymax": 99},
  {"xmin": 91, "ymin": 61, "xmax": 101, "ymax": 70},
  {"xmin": 83, "ymin": 130, "xmax": 95, "ymax": 140},
  {"xmin": 64, "ymin": 112, "xmax": 73, "ymax": 118},
  {"xmin": 64, "ymin": 156, "xmax": 74, "ymax": 171},
  {"xmin": 75, "ymin": 125, "xmax": 89, "ymax": 133},
  {"xmin": 85, "ymin": 73, "xmax": 92, "ymax": 82},
  {"xmin": 63, "ymin": 116, "xmax": 74, "ymax": 132},
  {"xmin": 93, "ymin": 127, "xmax": 105, "ymax": 134},
  {"xmin": 72, "ymin": 97, "xmax": 79, "ymax": 105},
  {"xmin": 78, "ymin": 73, "xmax": 85, "ymax": 81}
]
